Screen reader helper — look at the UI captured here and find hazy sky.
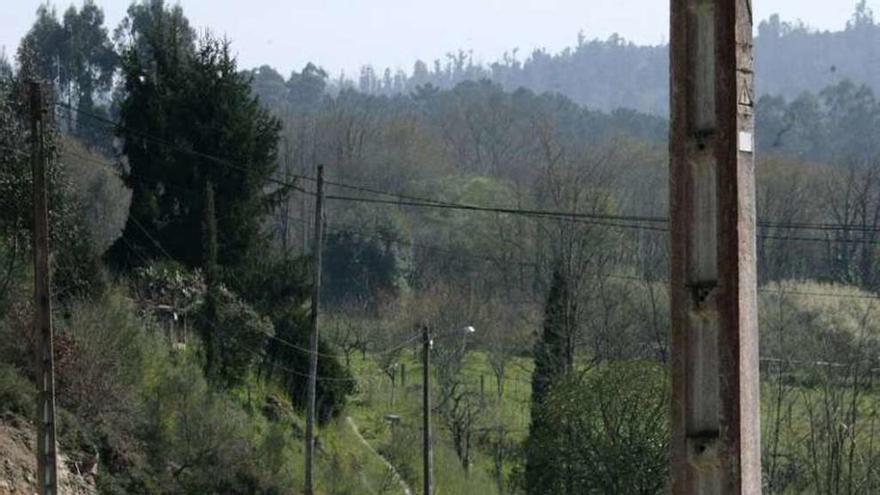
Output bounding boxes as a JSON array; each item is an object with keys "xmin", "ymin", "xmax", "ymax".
[{"xmin": 2, "ymin": 1, "xmax": 874, "ymax": 77}]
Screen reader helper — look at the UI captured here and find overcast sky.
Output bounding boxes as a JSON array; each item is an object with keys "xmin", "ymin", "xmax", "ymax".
[{"xmin": 1, "ymin": 1, "xmax": 874, "ymax": 77}]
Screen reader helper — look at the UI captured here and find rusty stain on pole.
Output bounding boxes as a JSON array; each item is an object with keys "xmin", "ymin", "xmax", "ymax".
[{"xmin": 669, "ymin": 0, "xmax": 760, "ymax": 494}]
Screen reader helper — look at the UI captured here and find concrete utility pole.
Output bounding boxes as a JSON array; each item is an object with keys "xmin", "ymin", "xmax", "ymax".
[
  {"xmin": 669, "ymin": 1, "xmax": 761, "ymax": 494},
  {"xmin": 30, "ymin": 81, "xmax": 59, "ymax": 495},
  {"xmin": 304, "ymin": 164, "xmax": 325, "ymax": 495},
  {"xmin": 422, "ymin": 325, "xmax": 433, "ymax": 495}
]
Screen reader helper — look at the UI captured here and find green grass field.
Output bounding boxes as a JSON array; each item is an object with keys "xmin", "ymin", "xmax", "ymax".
[
  {"xmin": 338, "ymin": 350, "xmax": 534, "ymax": 494},
  {"xmin": 299, "ymin": 348, "xmax": 880, "ymax": 494}
]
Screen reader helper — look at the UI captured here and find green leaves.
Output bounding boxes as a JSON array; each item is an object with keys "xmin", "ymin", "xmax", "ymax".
[
  {"xmin": 200, "ymin": 286, "xmax": 274, "ymax": 388},
  {"xmin": 112, "ymin": 4, "xmax": 283, "ymax": 273},
  {"xmin": 525, "ymin": 362, "xmax": 669, "ymax": 495}
]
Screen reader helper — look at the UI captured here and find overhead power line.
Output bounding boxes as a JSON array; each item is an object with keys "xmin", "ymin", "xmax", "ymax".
[
  {"xmin": 123, "ymin": 213, "xmax": 421, "ymax": 381},
  {"xmin": 323, "ymin": 194, "xmax": 671, "ymax": 231},
  {"xmin": 60, "ymin": 101, "xmax": 880, "ymax": 239},
  {"xmin": 63, "ymin": 144, "xmax": 880, "ymax": 304},
  {"xmin": 58, "ymin": 103, "xmax": 880, "ymax": 305}
]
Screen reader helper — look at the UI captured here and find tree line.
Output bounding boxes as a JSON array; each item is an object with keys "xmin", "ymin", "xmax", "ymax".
[
  {"xmin": 331, "ymin": 1, "xmax": 880, "ymax": 116},
  {"xmin": 5, "ymin": 0, "xmax": 880, "ymax": 493}
]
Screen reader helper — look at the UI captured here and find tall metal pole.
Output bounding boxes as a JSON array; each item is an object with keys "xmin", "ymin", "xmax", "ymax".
[
  {"xmin": 669, "ymin": 0, "xmax": 761, "ymax": 494},
  {"xmin": 422, "ymin": 325, "xmax": 433, "ymax": 495},
  {"xmin": 30, "ymin": 81, "xmax": 59, "ymax": 495},
  {"xmin": 304, "ymin": 164, "xmax": 325, "ymax": 495}
]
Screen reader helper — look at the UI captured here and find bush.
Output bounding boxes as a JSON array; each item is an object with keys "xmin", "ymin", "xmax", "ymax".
[
  {"xmin": 0, "ymin": 363, "xmax": 34, "ymax": 416},
  {"xmin": 0, "ymin": 282, "xmax": 33, "ymax": 372},
  {"xmin": 230, "ymin": 257, "xmax": 356, "ymax": 423},
  {"xmin": 51, "ymin": 288, "xmax": 162, "ymax": 490},
  {"xmin": 198, "ymin": 286, "xmax": 274, "ymax": 388},
  {"xmin": 55, "ymin": 289, "xmax": 149, "ymax": 420},
  {"xmin": 760, "ymin": 281, "xmax": 880, "ymax": 365},
  {"xmin": 266, "ymin": 309, "xmax": 356, "ymax": 424},
  {"xmin": 525, "ymin": 361, "xmax": 669, "ymax": 495},
  {"xmin": 49, "ymin": 281, "xmax": 299, "ymax": 494}
]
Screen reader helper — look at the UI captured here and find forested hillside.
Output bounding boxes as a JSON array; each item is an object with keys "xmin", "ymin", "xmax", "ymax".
[
  {"xmin": 342, "ymin": 1, "xmax": 880, "ymax": 115},
  {"xmin": 4, "ymin": 1, "xmax": 880, "ymax": 494}
]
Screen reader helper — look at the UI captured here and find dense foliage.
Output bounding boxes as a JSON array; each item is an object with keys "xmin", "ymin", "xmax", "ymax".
[
  {"xmin": 336, "ymin": 2, "xmax": 880, "ymax": 116},
  {"xmin": 18, "ymin": 1, "xmax": 116, "ymax": 146},
  {"xmin": 1, "ymin": 3, "xmax": 356, "ymax": 493},
  {"xmin": 109, "ymin": 0, "xmax": 282, "ymax": 272},
  {"xmin": 7, "ymin": 1, "xmax": 880, "ymax": 494},
  {"xmin": 529, "ymin": 268, "xmax": 574, "ymax": 408},
  {"xmin": 525, "ymin": 362, "xmax": 669, "ymax": 494}
]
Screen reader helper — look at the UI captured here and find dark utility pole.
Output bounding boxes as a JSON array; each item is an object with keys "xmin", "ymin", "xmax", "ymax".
[
  {"xmin": 422, "ymin": 325, "xmax": 433, "ymax": 495},
  {"xmin": 304, "ymin": 165, "xmax": 325, "ymax": 495},
  {"xmin": 669, "ymin": 1, "xmax": 761, "ymax": 494},
  {"xmin": 30, "ymin": 81, "xmax": 59, "ymax": 495}
]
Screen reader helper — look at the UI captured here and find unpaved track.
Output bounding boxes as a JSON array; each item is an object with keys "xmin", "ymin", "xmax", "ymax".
[{"xmin": 346, "ymin": 416, "xmax": 413, "ymax": 495}]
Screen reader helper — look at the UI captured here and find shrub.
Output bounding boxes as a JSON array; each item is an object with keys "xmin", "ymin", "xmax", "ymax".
[
  {"xmin": 54, "ymin": 289, "xmax": 148, "ymax": 420},
  {"xmin": 198, "ymin": 286, "xmax": 274, "ymax": 388},
  {"xmin": 0, "ymin": 363, "xmax": 34, "ymax": 416},
  {"xmin": 525, "ymin": 361, "xmax": 669, "ymax": 495},
  {"xmin": 266, "ymin": 309, "xmax": 356, "ymax": 423},
  {"xmin": 760, "ymin": 281, "xmax": 880, "ymax": 365}
]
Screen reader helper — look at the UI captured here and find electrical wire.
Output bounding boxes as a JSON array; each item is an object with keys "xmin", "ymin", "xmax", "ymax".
[
  {"xmin": 63, "ymin": 146, "xmax": 880, "ymax": 304},
  {"xmin": 62, "ymin": 102, "xmax": 880, "ymax": 241},
  {"xmin": 59, "ymin": 107, "xmax": 880, "ymax": 304}
]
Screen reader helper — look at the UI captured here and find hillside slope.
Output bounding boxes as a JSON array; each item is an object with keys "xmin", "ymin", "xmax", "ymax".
[{"xmin": 0, "ymin": 413, "xmax": 96, "ymax": 495}]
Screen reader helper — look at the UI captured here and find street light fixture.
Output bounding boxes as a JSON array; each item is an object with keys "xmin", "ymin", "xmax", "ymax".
[{"xmin": 422, "ymin": 324, "xmax": 475, "ymax": 495}]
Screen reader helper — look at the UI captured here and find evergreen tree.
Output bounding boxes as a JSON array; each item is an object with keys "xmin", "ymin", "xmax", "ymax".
[
  {"xmin": 231, "ymin": 257, "xmax": 355, "ymax": 423},
  {"xmin": 109, "ymin": 0, "xmax": 283, "ymax": 276},
  {"xmin": 526, "ymin": 266, "xmax": 576, "ymax": 494},
  {"xmin": 286, "ymin": 62, "xmax": 328, "ymax": 111},
  {"xmin": 529, "ymin": 267, "xmax": 575, "ymax": 406},
  {"xmin": 1, "ymin": 49, "xmax": 100, "ymax": 297},
  {"xmin": 0, "ymin": 52, "xmax": 12, "ymax": 81}
]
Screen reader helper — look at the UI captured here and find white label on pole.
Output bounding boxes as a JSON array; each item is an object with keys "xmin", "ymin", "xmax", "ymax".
[{"xmin": 738, "ymin": 131, "xmax": 754, "ymax": 153}]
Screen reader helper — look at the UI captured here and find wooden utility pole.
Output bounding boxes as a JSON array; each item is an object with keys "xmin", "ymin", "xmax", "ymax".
[
  {"xmin": 304, "ymin": 165, "xmax": 325, "ymax": 495},
  {"xmin": 669, "ymin": 1, "xmax": 760, "ymax": 494},
  {"xmin": 422, "ymin": 325, "xmax": 433, "ymax": 495},
  {"xmin": 30, "ymin": 81, "xmax": 59, "ymax": 495}
]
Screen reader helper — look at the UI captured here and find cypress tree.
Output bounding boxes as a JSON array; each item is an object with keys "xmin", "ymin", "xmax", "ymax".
[
  {"xmin": 530, "ymin": 267, "xmax": 575, "ymax": 406},
  {"xmin": 526, "ymin": 265, "xmax": 576, "ymax": 494}
]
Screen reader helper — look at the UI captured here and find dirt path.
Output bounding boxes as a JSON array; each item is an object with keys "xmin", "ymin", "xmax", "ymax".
[
  {"xmin": 346, "ymin": 416, "xmax": 413, "ymax": 495},
  {"xmin": 0, "ymin": 413, "xmax": 96, "ymax": 495}
]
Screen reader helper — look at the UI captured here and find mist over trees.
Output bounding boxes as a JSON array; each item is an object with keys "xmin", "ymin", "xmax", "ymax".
[
  {"xmin": 6, "ymin": 0, "xmax": 880, "ymax": 494},
  {"xmin": 328, "ymin": 1, "xmax": 880, "ymax": 115},
  {"xmin": 242, "ymin": 4, "xmax": 880, "ymax": 491},
  {"xmin": 18, "ymin": 0, "xmax": 116, "ymax": 146}
]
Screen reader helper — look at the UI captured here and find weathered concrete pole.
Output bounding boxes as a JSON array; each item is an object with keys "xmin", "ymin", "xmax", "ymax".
[
  {"xmin": 669, "ymin": 0, "xmax": 761, "ymax": 493},
  {"xmin": 30, "ymin": 81, "xmax": 59, "ymax": 495}
]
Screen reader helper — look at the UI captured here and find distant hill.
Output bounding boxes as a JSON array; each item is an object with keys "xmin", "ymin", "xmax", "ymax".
[{"xmin": 343, "ymin": 2, "xmax": 880, "ymax": 115}]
